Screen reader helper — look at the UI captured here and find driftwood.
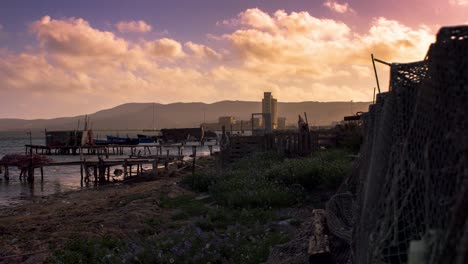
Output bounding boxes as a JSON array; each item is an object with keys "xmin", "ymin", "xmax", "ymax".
[{"xmin": 308, "ymin": 209, "xmax": 332, "ymax": 263}]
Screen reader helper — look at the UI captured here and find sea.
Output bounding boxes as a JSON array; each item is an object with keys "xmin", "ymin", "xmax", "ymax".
[{"xmin": 0, "ymin": 130, "xmax": 219, "ymax": 209}]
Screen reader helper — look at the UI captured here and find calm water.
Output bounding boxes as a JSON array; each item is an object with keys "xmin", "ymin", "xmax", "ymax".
[{"xmin": 0, "ymin": 131, "xmax": 218, "ymax": 208}]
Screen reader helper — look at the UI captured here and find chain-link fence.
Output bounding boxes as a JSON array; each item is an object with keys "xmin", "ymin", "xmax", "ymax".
[{"xmin": 326, "ymin": 26, "xmax": 468, "ymax": 264}]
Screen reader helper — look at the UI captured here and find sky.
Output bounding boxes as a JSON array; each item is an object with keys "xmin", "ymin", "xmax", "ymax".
[{"xmin": 0, "ymin": 0, "xmax": 467, "ymax": 119}]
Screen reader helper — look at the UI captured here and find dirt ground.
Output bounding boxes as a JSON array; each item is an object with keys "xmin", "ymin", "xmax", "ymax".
[
  {"xmin": 0, "ymin": 156, "xmax": 332, "ymax": 263},
  {"xmin": 0, "ymin": 160, "xmax": 200, "ymax": 263}
]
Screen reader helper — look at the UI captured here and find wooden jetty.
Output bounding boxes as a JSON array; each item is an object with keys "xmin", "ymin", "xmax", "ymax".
[
  {"xmin": 0, "ymin": 154, "xmax": 185, "ymax": 185},
  {"xmin": 1, "ymin": 142, "xmax": 215, "ymax": 184},
  {"xmin": 25, "ymin": 142, "xmax": 217, "ymax": 156}
]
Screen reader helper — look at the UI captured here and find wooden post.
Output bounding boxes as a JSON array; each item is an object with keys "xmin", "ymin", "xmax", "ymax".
[
  {"xmin": 93, "ymin": 165, "xmax": 98, "ymax": 183},
  {"xmin": 4, "ymin": 166, "xmax": 9, "ymax": 181},
  {"xmin": 371, "ymin": 53, "xmax": 381, "ymax": 94},
  {"xmin": 308, "ymin": 209, "xmax": 331, "ymax": 262},
  {"xmin": 107, "ymin": 166, "xmax": 110, "ymax": 182},
  {"xmin": 192, "ymin": 146, "xmax": 197, "ymax": 175},
  {"xmin": 27, "ymin": 162, "xmax": 35, "ymax": 183},
  {"xmin": 98, "ymin": 157, "xmax": 106, "ymax": 183},
  {"xmin": 209, "ymin": 145, "xmax": 213, "ymax": 156},
  {"xmin": 156, "ymin": 158, "xmax": 160, "ymax": 175},
  {"xmin": 80, "ymin": 162, "xmax": 84, "ymax": 186},
  {"xmin": 123, "ymin": 159, "xmax": 128, "ymax": 178},
  {"xmin": 40, "ymin": 166, "xmax": 44, "ymax": 182}
]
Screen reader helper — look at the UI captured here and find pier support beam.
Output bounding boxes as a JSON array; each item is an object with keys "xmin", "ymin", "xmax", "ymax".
[
  {"xmin": 27, "ymin": 166, "xmax": 35, "ymax": 183},
  {"xmin": 4, "ymin": 166, "xmax": 9, "ymax": 181},
  {"xmin": 192, "ymin": 146, "xmax": 197, "ymax": 175}
]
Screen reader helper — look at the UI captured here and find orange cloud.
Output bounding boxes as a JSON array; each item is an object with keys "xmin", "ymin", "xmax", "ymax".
[
  {"xmin": 0, "ymin": 11, "xmax": 437, "ymax": 118},
  {"xmin": 450, "ymin": 0, "xmax": 468, "ymax": 6},
  {"xmin": 144, "ymin": 38, "xmax": 185, "ymax": 58},
  {"xmin": 323, "ymin": 0, "xmax": 355, "ymax": 14},
  {"xmin": 185, "ymin": 41, "xmax": 222, "ymax": 60},
  {"xmin": 31, "ymin": 16, "xmax": 128, "ymax": 57},
  {"xmin": 115, "ymin": 20, "xmax": 152, "ymax": 33}
]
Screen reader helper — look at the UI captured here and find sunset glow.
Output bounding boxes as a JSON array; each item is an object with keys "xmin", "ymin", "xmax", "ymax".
[{"xmin": 0, "ymin": 0, "xmax": 466, "ymax": 118}]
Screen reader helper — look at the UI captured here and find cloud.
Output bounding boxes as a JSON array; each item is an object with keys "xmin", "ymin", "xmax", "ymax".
[
  {"xmin": 145, "ymin": 38, "xmax": 185, "ymax": 58},
  {"xmin": 115, "ymin": 20, "xmax": 152, "ymax": 33},
  {"xmin": 449, "ymin": 0, "xmax": 468, "ymax": 6},
  {"xmin": 185, "ymin": 41, "xmax": 222, "ymax": 60},
  {"xmin": 30, "ymin": 16, "xmax": 128, "ymax": 57},
  {"xmin": 323, "ymin": 0, "xmax": 355, "ymax": 14},
  {"xmin": 0, "ymin": 12, "xmax": 436, "ymax": 118}
]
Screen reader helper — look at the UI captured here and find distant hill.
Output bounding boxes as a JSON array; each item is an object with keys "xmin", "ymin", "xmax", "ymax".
[{"xmin": 0, "ymin": 101, "xmax": 371, "ymax": 131}]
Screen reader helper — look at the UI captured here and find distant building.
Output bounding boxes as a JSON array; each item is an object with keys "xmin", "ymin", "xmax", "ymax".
[
  {"xmin": 277, "ymin": 117, "xmax": 286, "ymax": 129},
  {"xmin": 262, "ymin": 92, "xmax": 278, "ymax": 129},
  {"xmin": 251, "ymin": 117, "xmax": 262, "ymax": 128},
  {"xmin": 218, "ymin": 116, "xmax": 236, "ymax": 128}
]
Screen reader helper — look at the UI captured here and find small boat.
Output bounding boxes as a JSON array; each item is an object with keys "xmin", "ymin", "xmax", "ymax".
[
  {"xmin": 94, "ymin": 139, "xmax": 109, "ymax": 145},
  {"xmin": 137, "ymin": 134, "xmax": 155, "ymax": 144},
  {"xmin": 106, "ymin": 136, "xmax": 139, "ymax": 145}
]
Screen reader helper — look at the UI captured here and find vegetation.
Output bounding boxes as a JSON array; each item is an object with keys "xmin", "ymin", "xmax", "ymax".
[{"xmin": 46, "ymin": 149, "xmax": 353, "ymax": 263}]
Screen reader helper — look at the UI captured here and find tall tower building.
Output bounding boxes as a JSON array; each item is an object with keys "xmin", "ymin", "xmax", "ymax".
[{"xmin": 262, "ymin": 92, "xmax": 278, "ymax": 129}]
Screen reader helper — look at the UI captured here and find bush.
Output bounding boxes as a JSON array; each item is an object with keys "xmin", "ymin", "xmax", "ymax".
[
  {"xmin": 182, "ymin": 150, "xmax": 352, "ymax": 209},
  {"xmin": 181, "ymin": 172, "xmax": 219, "ymax": 192},
  {"xmin": 132, "ymin": 224, "xmax": 290, "ymax": 264},
  {"xmin": 266, "ymin": 149, "xmax": 352, "ymax": 190},
  {"xmin": 46, "ymin": 236, "xmax": 122, "ymax": 264}
]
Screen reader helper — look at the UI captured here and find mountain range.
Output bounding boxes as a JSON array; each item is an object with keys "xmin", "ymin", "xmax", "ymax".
[{"xmin": 0, "ymin": 101, "xmax": 371, "ymax": 131}]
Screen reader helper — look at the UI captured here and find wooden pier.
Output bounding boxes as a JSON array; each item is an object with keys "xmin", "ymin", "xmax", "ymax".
[
  {"xmin": 0, "ymin": 154, "xmax": 185, "ymax": 185},
  {"xmin": 1, "ymin": 141, "xmax": 216, "ymax": 184},
  {"xmin": 25, "ymin": 142, "xmax": 217, "ymax": 156}
]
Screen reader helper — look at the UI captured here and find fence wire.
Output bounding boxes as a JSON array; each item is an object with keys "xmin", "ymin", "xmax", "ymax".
[{"xmin": 326, "ymin": 26, "xmax": 468, "ymax": 264}]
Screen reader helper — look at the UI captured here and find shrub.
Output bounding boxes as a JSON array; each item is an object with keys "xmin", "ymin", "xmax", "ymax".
[
  {"xmin": 45, "ymin": 236, "xmax": 122, "ymax": 264},
  {"xmin": 181, "ymin": 172, "xmax": 219, "ymax": 192},
  {"xmin": 266, "ymin": 149, "xmax": 353, "ymax": 190}
]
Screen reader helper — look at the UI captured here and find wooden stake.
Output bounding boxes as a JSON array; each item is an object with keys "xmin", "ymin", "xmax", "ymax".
[
  {"xmin": 192, "ymin": 146, "xmax": 197, "ymax": 175},
  {"xmin": 371, "ymin": 53, "xmax": 381, "ymax": 94},
  {"xmin": 4, "ymin": 166, "xmax": 9, "ymax": 181}
]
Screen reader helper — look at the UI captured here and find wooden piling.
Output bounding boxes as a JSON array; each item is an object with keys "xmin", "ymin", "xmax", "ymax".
[
  {"xmin": 123, "ymin": 159, "xmax": 128, "ymax": 178},
  {"xmin": 192, "ymin": 146, "xmax": 197, "ymax": 175},
  {"xmin": 4, "ymin": 166, "xmax": 9, "ymax": 181},
  {"xmin": 40, "ymin": 166, "xmax": 44, "ymax": 182},
  {"xmin": 80, "ymin": 162, "xmax": 84, "ymax": 185},
  {"xmin": 27, "ymin": 165, "xmax": 34, "ymax": 183},
  {"xmin": 93, "ymin": 166, "xmax": 98, "ymax": 183}
]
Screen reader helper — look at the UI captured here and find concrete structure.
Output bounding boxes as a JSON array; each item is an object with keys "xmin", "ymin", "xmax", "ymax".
[
  {"xmin": 202, "ymin": 117, "xmax": 263, "ymax": 132},
  {"xmin": 262, "ymin": 92, "xmax": 278, "ymax": 129},
  {"xmin": 278, "ymin": 117, "xmax": 286, "ymax": 129},
  {"xmin": 218, "ymin": 116, "xmax": 236, "ymax": 128}
]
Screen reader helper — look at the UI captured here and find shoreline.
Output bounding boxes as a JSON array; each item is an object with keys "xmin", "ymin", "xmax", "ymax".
[
  {"xmin": 0, "ymin": 152, "xmax": 346, "ymax": 263},
  {"xmin": 0, "ymin": 158, "xmax": 201, "ymax": 263}
]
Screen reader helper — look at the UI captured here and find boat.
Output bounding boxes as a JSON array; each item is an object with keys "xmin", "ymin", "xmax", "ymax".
[
  {"xmin": 137, "ymin": 134, "xmax": 155, "ymax": 144},
  {"xmin": 106, "ymin": 136, "xmax": 139, "ymax": 145}
]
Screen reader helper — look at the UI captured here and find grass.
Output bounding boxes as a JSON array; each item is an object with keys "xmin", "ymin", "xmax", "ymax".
[
  {"xmin": 183, "ymin": 149, "xmax": 352, "ymax": 208},
  {"xmin": 46, "ymin": 149, "xmax": 353, "ymax": 264},
  {"xmin": 45, "ymin": 235, "xmax": 122, "ymax": 264}
]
